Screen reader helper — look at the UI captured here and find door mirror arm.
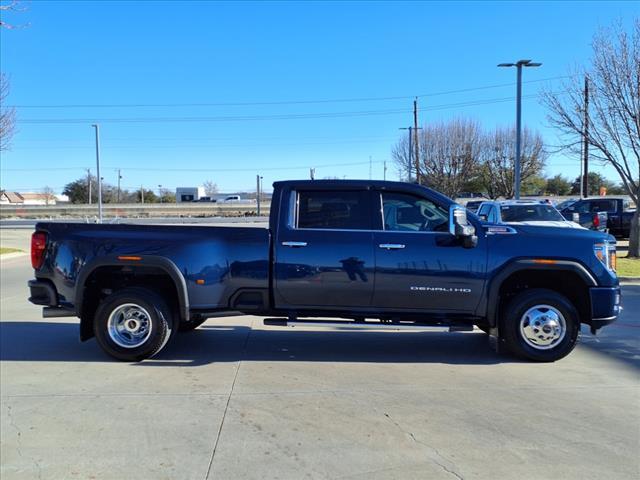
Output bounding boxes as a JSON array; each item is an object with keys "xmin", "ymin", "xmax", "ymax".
[{"xmin": 449, "ymin": 205, "xmax": 478, "ymax": 248}]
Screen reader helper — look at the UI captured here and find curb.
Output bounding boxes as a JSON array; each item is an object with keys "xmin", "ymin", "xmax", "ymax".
[{"xmin": 619, "ymin": 277, "xmax": 640, "ymax": 285}]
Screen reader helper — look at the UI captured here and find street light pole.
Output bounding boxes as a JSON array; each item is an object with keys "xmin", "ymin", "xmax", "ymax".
[
  {"xmin": 498, "ymin": 59, "xmax": 541, "ymax": 199},
  {"xmin": 91, "ymin": 124, "xmax": 103, "ymax": 223},
  {"xmin": 515, "ymin": 63, "xmax": 523, "ymax": 200}
]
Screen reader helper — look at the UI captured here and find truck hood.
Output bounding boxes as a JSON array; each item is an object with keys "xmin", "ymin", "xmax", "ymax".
[{"xmin": 505, "ymin": 220, "xmax": 586, "ymax": 229}]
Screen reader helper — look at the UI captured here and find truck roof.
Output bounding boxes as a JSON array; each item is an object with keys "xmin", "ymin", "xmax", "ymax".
[{"xmin": 272, "ymin": 179, "xmax": 456, "ymax": 206}]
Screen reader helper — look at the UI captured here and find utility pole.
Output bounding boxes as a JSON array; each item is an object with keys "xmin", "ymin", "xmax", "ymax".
[
  {"xmin": 158, "ymin": 185, "xmax": 162, "ymax": 203},
  {"xmin": 413, "ymin": 98, "xmax": 420, "ymax": 184},
  {"xmin": 399, "ymin": 126, "xmax": 422, "ymax": 182},
  {"xmin": 498, "ymin": 59, "xmax": 542, "ymax": 199},
  {"xmin": 116, "ymin": 169, "xmax": 122, "ymax": 203},
  {"xmin": 369, "ymin": 156, "xmax": 372, "ymax": 180},
  {"xmin": 91, "ymin": 124, "xmax": 103, "ymax": 223},
  {"xmin": 256, "ymin": 174, "xmax": 261, "ymax": 216},
  {"xmin": 140, "ymin": 185, "xmax": 144, "ymax": 204},
  {"xmin": 310, "ymin": 168, "xmax": 315, "ymax": 180},
  {"xmin": 86, "ymin": 168, "xmax": 92, "ymax": 205},
  {"xmin": 383, "ymin": 161, "xmax": 387, "ymax": 181},
  {"xmin": 582, "ymin": 75, "xmax": 590, "ymax": 198}
]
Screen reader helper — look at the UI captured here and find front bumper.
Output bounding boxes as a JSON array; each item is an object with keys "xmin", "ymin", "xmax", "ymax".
[{"xmin": 589, "ymin": 286, "xmax": 621, "ymax": 332}]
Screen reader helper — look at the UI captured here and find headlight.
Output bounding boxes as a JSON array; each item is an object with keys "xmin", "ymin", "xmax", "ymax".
[{"xmin": 594, "ymin": 242, "xmax": 617, "ymax": 273}]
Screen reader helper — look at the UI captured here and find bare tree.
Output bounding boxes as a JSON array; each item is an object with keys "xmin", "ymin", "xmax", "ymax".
[
  {"xmin": 543, "ymin": 19, "xmax": 640, "ymax": 257},
  {"xmin": 478, "ymin": 126, "xmax": 547, "ymax": 199},
  {"xmin": 417, "ymin": 118, "xmax": 482, "ymax": 198},
  {"xmin": 0, "ymin": 1, "xmax": 28, "ymax": 29},
  {"xmin": 0, "ymin": 73, "xmax": 15, "ymax": 151},
  {"xmin": 42, "ymin": 186, "xmax": 55, "ymax": 206},
  {"xmin": 203, "ymin": 180, "xmax": 218, "ymax": 196},
  {"xmin": 391, "ymin": 135, "xmax": 414, "ymax": 181}
]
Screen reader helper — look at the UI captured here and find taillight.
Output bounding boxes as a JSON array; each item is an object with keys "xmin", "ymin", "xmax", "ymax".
[
  {"xmin": 593, "ymin": 213, "xmax": 600, "ymax": 228},
  {"xmin": 609, "ymin": 250, "xmax": 617, "ymax": 272},
  {"xmin": 31, "ymin": 232, "xmax": 47, "ymax": 269}
]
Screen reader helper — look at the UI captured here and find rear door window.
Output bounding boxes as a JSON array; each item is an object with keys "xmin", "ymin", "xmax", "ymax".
[
  {"xmin": 590, "ymin": 200, "xmax": 617, "ymax": 213},
  {"xmin": 296, "ymin": 190, "xmax": 371, "ymax": 230}
]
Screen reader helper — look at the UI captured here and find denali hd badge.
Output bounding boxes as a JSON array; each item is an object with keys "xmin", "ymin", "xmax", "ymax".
[{"xmin": 411, "ymin": 286, "xmax": 472, "ymax": 293}]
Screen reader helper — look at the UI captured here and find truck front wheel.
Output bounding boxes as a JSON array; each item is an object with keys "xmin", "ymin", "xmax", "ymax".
[
  {"xmin": 502, "ymin": 289, "xmax": 579, "ymax": 362},
  {"xmin": 94, "ymin": 287, "xmax": 174, "ymax": 362}
]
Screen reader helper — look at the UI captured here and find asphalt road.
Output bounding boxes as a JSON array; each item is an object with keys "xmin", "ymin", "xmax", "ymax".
[{"xmin": 1, "ymin": 255, "xmax": 639, "ymax": 479}]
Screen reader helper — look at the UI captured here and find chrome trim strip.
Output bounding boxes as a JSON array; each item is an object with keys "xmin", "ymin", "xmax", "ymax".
[
  {"xmin": 282, "ymin": 241, "xmax": 308, "ymax": 247},
  {"xmin": 379, "ymin": 243, "xmax": 406, "ymax": 250}
]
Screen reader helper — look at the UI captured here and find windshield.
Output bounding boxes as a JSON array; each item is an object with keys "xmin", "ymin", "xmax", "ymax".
[{"xmin": 500, "ymin": 204, "xmax": 565, "ymax": 222}]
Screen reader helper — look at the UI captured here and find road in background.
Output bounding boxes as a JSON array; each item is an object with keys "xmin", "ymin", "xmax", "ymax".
[{"xmin": 1, "ymin": 253, "xmax": 638, "ymax": 479}]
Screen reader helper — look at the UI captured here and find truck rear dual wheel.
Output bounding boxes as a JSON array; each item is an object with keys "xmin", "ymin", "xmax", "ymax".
[
  {"xmin": 501, "ymin": 288, "xmax": 580, "ymax": 362},
  {"xmin": 94, "ymin": 287, "xmax": 174, "ymax": 362}
]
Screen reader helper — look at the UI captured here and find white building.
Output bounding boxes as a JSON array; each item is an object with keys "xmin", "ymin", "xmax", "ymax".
[
  {"xmin": 175, "ymin": 186, "xmax": 206, "ymax": 202},
  {"xmin": 0, "ymin": 191, "xmax": 57, "ymax": 206}
]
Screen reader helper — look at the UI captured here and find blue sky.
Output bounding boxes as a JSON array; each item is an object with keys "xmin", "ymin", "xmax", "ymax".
[{"xmin": 0, "ymin": 1, "xmax": 637, "ymax": 195}]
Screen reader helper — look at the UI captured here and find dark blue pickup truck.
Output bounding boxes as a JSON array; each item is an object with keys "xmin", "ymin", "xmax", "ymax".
[{"xmin": 28, "ymin": 180, "xmax": 621, "ymax": 362}]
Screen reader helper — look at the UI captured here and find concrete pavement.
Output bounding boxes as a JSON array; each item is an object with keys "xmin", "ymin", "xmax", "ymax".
[{"xmin": 1, "ymin": 254, "xmax": 639, "ymax": 480}]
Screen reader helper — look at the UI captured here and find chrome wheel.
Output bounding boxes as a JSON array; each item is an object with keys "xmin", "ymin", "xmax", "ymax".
[
  {"xmin": 107, "ymin": 303, "xmax": 153, "ymax": 348},
  {"xmin": 519, "ymin": 304, "xmax": 566, "ymax": 350}
]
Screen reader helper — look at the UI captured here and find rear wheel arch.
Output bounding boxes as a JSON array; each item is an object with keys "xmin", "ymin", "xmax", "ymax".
[{"xmin": 77, "ymin": 256, "xmax": 189, "ymax": 341}]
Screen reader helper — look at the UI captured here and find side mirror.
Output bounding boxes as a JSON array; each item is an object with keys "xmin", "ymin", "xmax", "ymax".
[
  {"xmin": 449, "ymin": 205, "xmax": 478, "ymax": 248},
  {"xmin": 478, "ymin": 214, "xmax": 488, "ymax": 221},
  {"xmin": 572, "ymin": 212, "xmax": 580, "ymax": 223}
]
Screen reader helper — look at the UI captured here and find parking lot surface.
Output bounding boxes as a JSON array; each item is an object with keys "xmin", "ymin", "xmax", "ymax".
[{"xmin": 1, "ymin": 235, "xmax": 638, "ymax": 480}]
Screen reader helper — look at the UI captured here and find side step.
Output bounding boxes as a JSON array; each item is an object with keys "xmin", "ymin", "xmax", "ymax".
[
  {"xmin": 264, "ymin": 318, "xmax": 474, "ymax": 332},
  {"xmin": 43, "ymin": 306, "xmax": 76, "ymax": 318}
]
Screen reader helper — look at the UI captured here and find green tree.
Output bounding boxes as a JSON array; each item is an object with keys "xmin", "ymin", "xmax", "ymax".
[
  {"xmin": 159, "ymin": 188, "xmax": 176, "ymax": 203},
  {"xmin": 63, "ymin": 175, "xmax": 116, "ymax": 204},
  {"xmin": 137, "ymin": 188, "xmax": 158, "ymax": 203},
  {"xmin": 570, "ymin": 172, "xmax": 617, "ymax": 196},
  {"xmin": 545, "ymin": 174, "xmax": 572, "ymax": 195},
  {"xmin": 522, "ymin": 175, "xmax": 547, "ymax": 195}
]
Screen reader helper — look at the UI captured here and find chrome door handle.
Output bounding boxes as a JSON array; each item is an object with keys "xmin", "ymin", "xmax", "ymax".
[
  {"xmin": 379, "ymin": 243, "xmax": 405, "ymax": 250},
  {"xmin": 282, "ymin": 241, "xmax": 308, "ymax": 248}
]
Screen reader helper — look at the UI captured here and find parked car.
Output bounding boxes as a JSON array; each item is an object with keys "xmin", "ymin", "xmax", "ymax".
[
  {"xmin": 223, "ymin": 195, "xmax": 242, "ymax": 202},
  {"xmin": 28, "ymin": 180, "xmax": 620, "ymax": 363},
  {"xmin": 560, "ymin": 197, "xmax": 635, "ymax": 238},
  {"xmin": 464, "ymin": 200, "xmax": 484, "ymax": 213},
  {"xmin": 555, "ymin": 198, "xmax": 578, "ymax": 211},
  {"xmin": 476, "ymin": 200, "xmax": 584, "ymax": 229}
]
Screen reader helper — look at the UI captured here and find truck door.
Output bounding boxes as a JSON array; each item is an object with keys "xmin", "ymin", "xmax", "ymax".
[
  {"xmin": 372, "ymin": 190, "xmax": 486, "ymax": 314},
  {"xmin": 274, "ymin": 189, "xmax": 375, "ymax": 309}
]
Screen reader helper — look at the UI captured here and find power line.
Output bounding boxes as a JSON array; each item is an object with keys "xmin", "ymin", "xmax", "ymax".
[
  {"xmin": 17, "ymin": 108, "xmax": 411, "ymax": 124},
  {"xmin": 7, "ymin": 136, "xmax": 399, "ymax": 150},
  {"xmin": 1, "ymin": 160, "xmax": 385, "ymax": 173},
  {"xmin": 15, "ymin": 92, "xmax": 564, "ymax": 125},
  {"xmin": 6, "ymin": 76, "xmax": 571, "ymax": 109}
]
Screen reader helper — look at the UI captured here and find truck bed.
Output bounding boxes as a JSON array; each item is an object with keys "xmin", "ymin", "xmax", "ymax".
[{"xmin": 34, "ymin": 222, "xmax": 271, "ymax": 313}]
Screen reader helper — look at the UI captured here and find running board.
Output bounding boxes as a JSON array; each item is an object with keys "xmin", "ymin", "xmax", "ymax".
[
  {"xmin": 42, "ymin": 306, "xmax": 76, "ymax": 318},
  {"xmin": 263, "ymin": 318, "xmax": 474, "ymax": 332}
]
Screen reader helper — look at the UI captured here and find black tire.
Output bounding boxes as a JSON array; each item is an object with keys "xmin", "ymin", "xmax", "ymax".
[
  {"xmin": 501, "ymin": 288, "xmax": 580, "ymax": 362},
  {"xmin": 178, "ymin": 314, "xmax": 208, "ymax": 333},
  {"xmin": 93, "ymin": 287, "xmax": 175, "ymax": 362}
]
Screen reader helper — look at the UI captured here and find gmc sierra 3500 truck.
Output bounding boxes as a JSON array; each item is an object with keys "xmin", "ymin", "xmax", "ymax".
[{"xmin": 28, "ymin": 180, "xmax": 621, "ymax": 362}]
